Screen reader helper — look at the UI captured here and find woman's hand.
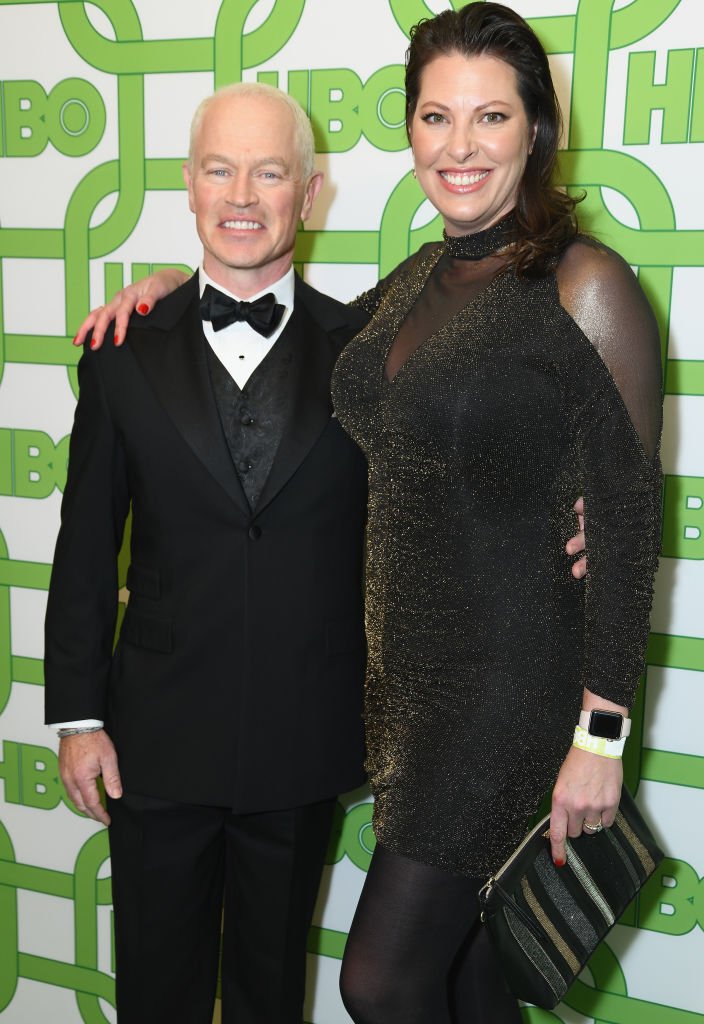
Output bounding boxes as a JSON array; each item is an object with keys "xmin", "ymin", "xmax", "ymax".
[
  {"xmin": 73, "ymin": 268, "xmax": 190, "ymax": 350},
  {"xmin": 548, "ymin": 743, "xmax": 623, "ymax": 866},
  {"xmin": 566, "ymin": 496, "xmax": 586, "ymax": 578}
]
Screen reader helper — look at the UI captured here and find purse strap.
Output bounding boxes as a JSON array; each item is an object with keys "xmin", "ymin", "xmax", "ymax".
[{"xmin": 483, "ymin": 877, "xmax": 546, "ymax": 943}]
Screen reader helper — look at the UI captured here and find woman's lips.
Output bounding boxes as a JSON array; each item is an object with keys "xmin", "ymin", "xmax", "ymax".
[{"xmin": 438, "ymin": 169, "xmax": 491, "ymax": 191}]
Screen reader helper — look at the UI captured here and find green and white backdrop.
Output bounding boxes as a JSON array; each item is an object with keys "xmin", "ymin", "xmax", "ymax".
[{"xmin": 0, "ymin": 0, "xmax": 702, "ymax": 1021}]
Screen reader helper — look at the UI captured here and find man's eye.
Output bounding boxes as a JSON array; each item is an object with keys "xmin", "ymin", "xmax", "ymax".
[{"xmin": 208, "ymin": 168, "xmax": 229, "ymax": 177}]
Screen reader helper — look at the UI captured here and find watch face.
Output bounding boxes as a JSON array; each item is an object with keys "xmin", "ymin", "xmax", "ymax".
[{"xmin": 590, "ymin": 710, "xmax": 624, "ymax": 740}]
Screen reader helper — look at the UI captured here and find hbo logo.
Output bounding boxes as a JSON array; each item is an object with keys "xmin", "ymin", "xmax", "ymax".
[
  {"xmin": 258, "ymin": 65, "xmax": 407, "ymax": 153},
  {"xmin": 0, "ymin": 78, "xmax": 106, "ymax": 157},
  {"xmin": 0, "ymin": 429, "xmax": 69, "ymax": 498}
]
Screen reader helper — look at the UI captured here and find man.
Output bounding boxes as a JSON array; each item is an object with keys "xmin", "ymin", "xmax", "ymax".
[{"xmin": 45, "ymin": 83, "xmax": 370, "ymax": 1024}]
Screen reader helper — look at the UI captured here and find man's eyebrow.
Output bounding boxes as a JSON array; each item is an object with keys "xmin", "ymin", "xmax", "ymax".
[{"xmin": 201, "ymin": 153, "xmax": 290, "ymax": 169}]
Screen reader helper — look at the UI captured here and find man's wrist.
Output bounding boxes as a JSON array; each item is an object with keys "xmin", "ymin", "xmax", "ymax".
[{"xmin": 56, "ymin": 725, "xmax": 104, "ymax": 739}]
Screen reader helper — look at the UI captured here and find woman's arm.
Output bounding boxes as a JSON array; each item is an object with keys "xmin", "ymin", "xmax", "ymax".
[
  {"xmin": 74, "ymin": 243, "xmax": 430, "ymax": 348},
  {"xmin": 548, "ymin": 238, "xmax": 663, "ymax": 865}
]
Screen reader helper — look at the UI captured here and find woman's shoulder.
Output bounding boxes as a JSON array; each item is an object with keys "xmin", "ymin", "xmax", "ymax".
[
  {"xmin": 387, "ymin": 240, "xmax": 443, "ymax": 282},
  {"xmin": 349, "ymin": 242, "xmax": 441, "ymax": 315},
  {"xmin": 554, "ymin": 236, "xmax": 660, "ymax": 388},
  {"xmin": 557, "ymin": 235, "xmax": 635, "ymax": 290},
  {"xmin": 555, "ymin": 236, "xmax": 654, "ymax": 335}
]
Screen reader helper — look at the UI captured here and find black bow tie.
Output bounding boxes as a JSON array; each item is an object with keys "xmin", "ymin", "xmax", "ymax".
[{"xmin": 200, "ymin": 284, "xmax": 285, "ymax": 337}]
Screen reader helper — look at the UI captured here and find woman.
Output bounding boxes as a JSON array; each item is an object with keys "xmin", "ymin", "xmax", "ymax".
[
  {"xmin": 75, "ymin": 5, "xmax": 661, "ymax": 1020},
  {"xmin": 330, "ymin": 6, "xmax": 661, "ymax": 1022}
]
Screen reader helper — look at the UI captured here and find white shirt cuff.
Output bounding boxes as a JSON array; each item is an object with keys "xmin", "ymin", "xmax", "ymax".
[{"xmin": 49, "ymin": 719, "xmax": 104, "ymax": 730}]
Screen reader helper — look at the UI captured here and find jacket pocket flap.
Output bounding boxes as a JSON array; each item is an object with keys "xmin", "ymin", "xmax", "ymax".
[{"xmin": 121, "ymin": 608, "xmax": 173, "ymax": 653}]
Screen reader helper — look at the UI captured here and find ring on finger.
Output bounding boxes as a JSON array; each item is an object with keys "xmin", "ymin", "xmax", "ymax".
[{"xmin": 583, "ymin": 816, "xmax": 603, "ymax": 834}]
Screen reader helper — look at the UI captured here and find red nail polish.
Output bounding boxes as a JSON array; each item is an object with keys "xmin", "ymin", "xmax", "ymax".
[
  {"xmin": 553, "ymin": 858, "xmax": 565, "ymax": 868},
  {"xmin": 113, "ymin": 334, "xmax": 120, "ymax": 347},
  {"xmin": 137, "ymin": 303, "xmax": 149, "ymax": 315},
  {"xmin": 90, "ymin": 338, "xmax": 98, "ymax": 350},
  {"xmin": 72, "ymin": 334, "xmax": 81, "ymax": 346}
]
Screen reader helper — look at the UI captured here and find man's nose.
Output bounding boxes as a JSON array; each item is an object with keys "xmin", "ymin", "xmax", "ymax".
[{"xmin": 226, "ymin": 173, "xmax": 257, "ymax": 207}]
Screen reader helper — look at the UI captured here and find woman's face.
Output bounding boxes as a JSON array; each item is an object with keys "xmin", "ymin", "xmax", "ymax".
[{"xmin": 409, "ymin": 51, "xmax": 537, "ymax": 236}]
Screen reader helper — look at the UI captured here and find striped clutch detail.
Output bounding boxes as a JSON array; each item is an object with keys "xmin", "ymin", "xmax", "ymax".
[{"xmin": 478, "ymin": 786, "xmax": 664, "ymax": 1009}]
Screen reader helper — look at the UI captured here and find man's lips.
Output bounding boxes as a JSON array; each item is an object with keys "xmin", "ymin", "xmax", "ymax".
[{"xmin": 438, "ymin": 169, "xmax": 491, "ymax": 190}]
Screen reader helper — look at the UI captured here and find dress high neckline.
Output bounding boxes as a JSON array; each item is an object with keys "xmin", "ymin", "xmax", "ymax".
[{"xmin": 443, "ymin": 212, "xmax": 517, "ymax": 261}]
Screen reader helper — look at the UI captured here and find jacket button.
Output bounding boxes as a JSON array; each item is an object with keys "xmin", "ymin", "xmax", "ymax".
[
  {"xmin": 248, "ymin": 524, "xmax": 262, "ymax": 540},
  {"xmin": 240, "ymin": 411, "xmax": 255, "ymax": 426}
]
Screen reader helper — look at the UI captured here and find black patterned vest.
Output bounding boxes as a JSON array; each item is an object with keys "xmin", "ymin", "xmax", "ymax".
[{"xmin": 204, "ymin": 314, "xmax": 298, "ymax": 509}]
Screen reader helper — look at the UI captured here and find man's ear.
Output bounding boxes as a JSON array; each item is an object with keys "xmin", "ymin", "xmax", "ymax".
[
  {"xmin": 183, "ymin": 160, "xmax": 196, "ymax": 214},
  {"xmin": 300, "ymin": 171, "xmax": 324, "ymax": 223}
]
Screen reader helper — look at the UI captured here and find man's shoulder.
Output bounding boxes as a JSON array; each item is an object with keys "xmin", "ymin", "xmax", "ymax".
[
  {"xmin": 127, "ymin": 274, "xmax": 200, "ymax": 334},
  {"xmin": 294, "ymin": 275, "xmax": 369, "ymax": 336}
]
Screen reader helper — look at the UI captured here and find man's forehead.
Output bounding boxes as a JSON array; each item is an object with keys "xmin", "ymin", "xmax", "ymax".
[
  {"xmin": 204, "ymin": 94, "xmax": 295, "ymax": 133},
  {"xmin": 195, "ymin": 95, "xmax": 299, "ymax": 160}
]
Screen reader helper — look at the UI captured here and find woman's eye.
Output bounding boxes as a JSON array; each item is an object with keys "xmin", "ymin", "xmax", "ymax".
[
  {"xmin": 482, "ymin": 112, "xmax": 506, "ymax": 124},
  {"xmin": 421, "ymin": 112, "xmax": 446, "ymax": 124}
]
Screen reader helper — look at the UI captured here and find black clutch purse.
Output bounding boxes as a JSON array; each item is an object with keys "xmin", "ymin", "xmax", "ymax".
[{"xmin": 477, "ymin": 786, "xmax": 664, "ymax": 1009}]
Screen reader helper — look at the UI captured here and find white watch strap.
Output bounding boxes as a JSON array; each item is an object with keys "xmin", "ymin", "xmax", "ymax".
[
  {"xmin": 579, "ymin": 709, "xmax": 631, "ymax": 739},
  {"xmin": 573, "ymin": 725, "xmax": 626, "ymax": 758}
]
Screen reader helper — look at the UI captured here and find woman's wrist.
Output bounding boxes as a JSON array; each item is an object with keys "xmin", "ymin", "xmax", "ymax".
[{"xmin": 573, "ymin": 724, "xmax": 626, "ymax": 758}]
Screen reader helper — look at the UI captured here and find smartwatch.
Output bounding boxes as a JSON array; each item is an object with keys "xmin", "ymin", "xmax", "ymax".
[{"xmin": 579, "ymin": 709, "xmax": 631, "ymax": 740}]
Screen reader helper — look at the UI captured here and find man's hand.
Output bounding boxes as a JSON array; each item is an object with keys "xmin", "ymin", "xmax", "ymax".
[
  {"xmin": 566, "ymin": 496, "xmax": 586, "ymax": 579},
  {"xmin": 73, "ymin": 268, "xmax": 189, "ymax": 350},
  {"xmin": 548, "ymin": 743, "xmax": 623, "ymax": 866},
  {"xmin": 59, "ymin": 730, "xmax": 122, "ymax": 826}
]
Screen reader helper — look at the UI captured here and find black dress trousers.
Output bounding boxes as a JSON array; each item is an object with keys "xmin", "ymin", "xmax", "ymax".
[{"xmin": 107, "ymin": 792, "xmax": 336, "ymax": 1024}]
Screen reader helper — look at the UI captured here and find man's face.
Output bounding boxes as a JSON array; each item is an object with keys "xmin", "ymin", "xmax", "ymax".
[{"xmin": 183, "ymin": 93, "xmax": 322, "ymax": 296}]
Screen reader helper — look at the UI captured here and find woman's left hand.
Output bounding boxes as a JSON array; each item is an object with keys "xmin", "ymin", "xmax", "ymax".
[{"xmin": 548, "ymin": 745, "xmax": 623, "ymax": 866}]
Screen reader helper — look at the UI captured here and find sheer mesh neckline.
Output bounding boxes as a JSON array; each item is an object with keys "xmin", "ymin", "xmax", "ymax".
[{"xmin": 442, "ymin": 212, "xmax": 516, "ymax": 261}]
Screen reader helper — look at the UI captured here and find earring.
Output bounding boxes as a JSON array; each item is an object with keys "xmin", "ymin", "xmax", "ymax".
[{"xmin": 412, "ymin": 167, "xmax": 417, "ymax": 178}]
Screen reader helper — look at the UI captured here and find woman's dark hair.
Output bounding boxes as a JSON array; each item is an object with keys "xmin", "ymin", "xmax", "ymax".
[{"xmin": 405, "ymin": 2, "xmax": 579, "ymax": 275}]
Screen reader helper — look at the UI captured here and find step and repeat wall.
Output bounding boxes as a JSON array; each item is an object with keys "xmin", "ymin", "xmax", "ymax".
[{"xmin": 0, "ymin": 1, "xmax": 702, "ymax": 1021}]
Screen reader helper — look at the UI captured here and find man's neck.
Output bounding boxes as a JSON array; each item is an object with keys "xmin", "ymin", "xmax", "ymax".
[{"xmin": 203, "ymin": 254, "xmax": 295, "ymax": 300}]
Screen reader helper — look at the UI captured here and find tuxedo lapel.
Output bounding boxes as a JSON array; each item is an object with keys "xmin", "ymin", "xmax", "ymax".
[
  {"xmin": 129, "ymin": 282, "xmax": 250, "ymax": 518},
  {"xmin": 255, "ymin": 300, "xmax": 337, "ymax": 513}
]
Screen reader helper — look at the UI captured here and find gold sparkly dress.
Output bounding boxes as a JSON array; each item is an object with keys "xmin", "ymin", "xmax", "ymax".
[{"xmin": 331, "ymin": 217, "xmax": 662, "ymax": 876}]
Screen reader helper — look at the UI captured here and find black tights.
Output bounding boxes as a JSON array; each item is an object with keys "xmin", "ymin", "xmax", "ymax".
[{"xmin": 340, "ymin": 844, "xmax": 522, "ymax": 1024}]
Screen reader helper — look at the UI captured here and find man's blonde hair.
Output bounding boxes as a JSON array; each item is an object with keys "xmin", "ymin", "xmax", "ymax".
[{"xmin": 188, "ymin": 82, "xmax": 316, "ymax": 180}]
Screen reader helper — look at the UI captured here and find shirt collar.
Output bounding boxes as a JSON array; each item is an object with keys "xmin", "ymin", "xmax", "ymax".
[{"xmin": 198, "ymin": 265, "xmax": 295, "ymax": 312}]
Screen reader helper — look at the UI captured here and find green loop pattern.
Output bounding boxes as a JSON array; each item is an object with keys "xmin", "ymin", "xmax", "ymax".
[{"xmin": 0, "ymin": 2, "xmax": 702, "ymax": 1021}]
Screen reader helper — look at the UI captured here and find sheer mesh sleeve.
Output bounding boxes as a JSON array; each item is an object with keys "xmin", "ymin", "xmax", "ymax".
[
  {"xmin": 557, "ymin": 239, "xmax": 663, "ymax": 707},
  {"xmin": 557, "ymin": 239, "xmax": 662, "ymax": 459}
]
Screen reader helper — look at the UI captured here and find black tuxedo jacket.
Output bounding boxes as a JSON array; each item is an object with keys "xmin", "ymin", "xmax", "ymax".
[{"xmin": 45, "ymin": 274, "xmax": 370, "ymax": 812}]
